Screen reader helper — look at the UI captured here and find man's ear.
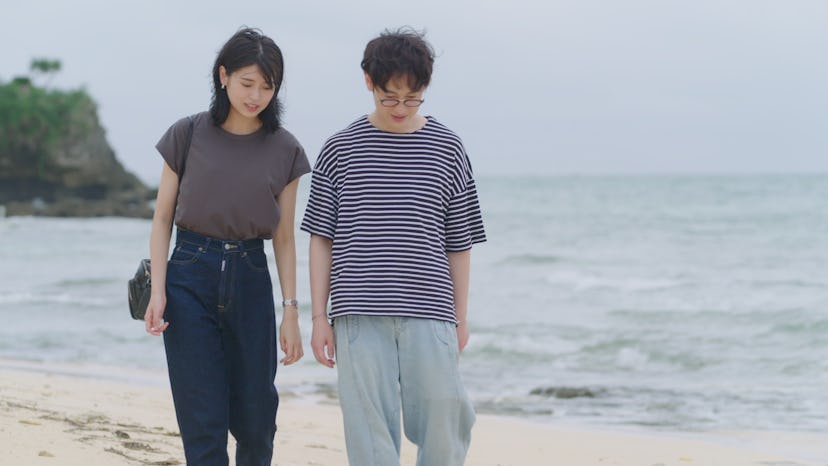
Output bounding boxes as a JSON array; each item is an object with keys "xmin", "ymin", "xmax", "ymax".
[{"xmin": 364, "ymin": 73, "xmax": 374, "ymax": 92}]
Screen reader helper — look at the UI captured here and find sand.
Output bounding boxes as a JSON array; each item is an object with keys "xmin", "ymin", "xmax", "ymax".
[{"xmin": 0, "ymin": 361, "xmax": 825, "ymax": 466}]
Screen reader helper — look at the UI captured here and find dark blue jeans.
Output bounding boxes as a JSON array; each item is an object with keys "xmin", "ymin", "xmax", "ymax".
[{"xmin": 163, "ymin": 228, "xmax": 278, "ymax": 466}]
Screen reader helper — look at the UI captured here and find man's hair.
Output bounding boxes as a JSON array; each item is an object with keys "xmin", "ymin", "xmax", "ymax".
[
  {"xmin": 361, "ymin": 27, "xmax": 435, "ymax": 92},
  {"xmin": 209, "ymin": 27, "xmax": 284, "ymax": 133}
]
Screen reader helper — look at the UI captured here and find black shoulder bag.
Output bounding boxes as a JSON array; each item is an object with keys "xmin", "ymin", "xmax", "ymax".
[{"xmin": 128, "ymin": 115, "xmax": 194, "ymax": 320}]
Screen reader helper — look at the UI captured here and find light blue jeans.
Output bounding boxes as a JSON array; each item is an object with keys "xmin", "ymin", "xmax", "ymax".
[{"xmin": 334, "ymin": 315, "xmax": 475, "ymax": 466}]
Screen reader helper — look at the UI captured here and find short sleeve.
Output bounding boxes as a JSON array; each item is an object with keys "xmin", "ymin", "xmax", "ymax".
[
  {"xmin": 300, "ymin": 169, "xmax": 338, "ymax": 240},
  {"xmin": 445, "ymin": 173, "xmax": 486, "ymax": 252},
  {"xmin": 288, "ymin": 145, "xmax": 311, "ymax": 183},
  {"xmin": 155, "ymin": 116, "xmax": 192, "ymax": 175}
]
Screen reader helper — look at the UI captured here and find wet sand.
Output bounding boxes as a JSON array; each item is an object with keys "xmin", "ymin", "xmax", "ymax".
[{"xmin": 1, "ymin": 363, "xmax": 825, "ymax": 465}]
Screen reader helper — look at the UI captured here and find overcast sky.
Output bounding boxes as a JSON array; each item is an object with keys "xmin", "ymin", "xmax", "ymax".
[{"xmin": 2, "ymin": 0, "xmax": 826, "ymax": 185}]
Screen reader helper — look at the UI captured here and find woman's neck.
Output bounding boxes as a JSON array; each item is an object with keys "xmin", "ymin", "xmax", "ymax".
[{"xmin": 222, "ymin": 113, "xmax": 262, "ymax": 135}]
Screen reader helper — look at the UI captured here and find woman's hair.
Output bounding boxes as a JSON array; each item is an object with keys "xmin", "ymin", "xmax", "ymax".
[
  {"xmin": 361, "ymin": 27, "xmax": 435, "ymax": 92},
  {"xmin": 210, "ymin": 27, "xmax": 284, "ymax": 133}
]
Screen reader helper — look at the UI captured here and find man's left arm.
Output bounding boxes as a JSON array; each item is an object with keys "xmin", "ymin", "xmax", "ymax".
[{"xmin": 448, "ymin": 249, "xmax": 471, "ymax": 352}]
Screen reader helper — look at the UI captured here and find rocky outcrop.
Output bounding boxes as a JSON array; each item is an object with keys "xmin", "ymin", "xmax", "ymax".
[{"xmin": 0, "ymin": 80, "xmax": 154, "ymax": 218}]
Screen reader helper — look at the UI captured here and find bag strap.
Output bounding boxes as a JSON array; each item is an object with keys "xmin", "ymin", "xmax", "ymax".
[
  {"xmin": 179, "ymin": 114, "xmax": 195, "ymax": 184},
  {"xmin": 169, "ymin": 115, "xmax": 195, "ymax": 235}
]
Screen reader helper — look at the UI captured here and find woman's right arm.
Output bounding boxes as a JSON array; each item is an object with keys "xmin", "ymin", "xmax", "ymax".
[{"xmin": 145, "ymin": 162, "xmax": 179, "ymax": 336}]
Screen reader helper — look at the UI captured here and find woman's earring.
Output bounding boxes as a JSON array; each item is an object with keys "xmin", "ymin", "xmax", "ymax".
[{"xmin": 221, "ymin": 83, "xmax": 226, "ymax": 90}]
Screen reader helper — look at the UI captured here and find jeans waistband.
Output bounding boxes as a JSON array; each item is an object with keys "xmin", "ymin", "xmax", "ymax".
[{"xmin": 175, "ymin": 228, "xmax": 264, "ymax": 252}]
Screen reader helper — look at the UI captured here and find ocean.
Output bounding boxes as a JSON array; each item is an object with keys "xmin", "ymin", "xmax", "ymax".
[{"xmin": 1, "ymin": 175, "xmax": 826, "ymax": 433}]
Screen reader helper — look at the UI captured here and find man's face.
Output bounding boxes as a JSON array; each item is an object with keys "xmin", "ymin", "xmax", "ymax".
[{"xmin": 366, "ymin": 75, "xmax": 426, "ymax": 133}]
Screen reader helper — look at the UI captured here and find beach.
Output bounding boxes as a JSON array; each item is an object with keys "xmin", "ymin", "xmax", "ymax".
[
  {"xmin": 2, "ymin": 362, "xmax": 825, "ymax": 466},
  {"xmin": 2, "ymin": 177, "xmax": 828, "ymax": 465}
]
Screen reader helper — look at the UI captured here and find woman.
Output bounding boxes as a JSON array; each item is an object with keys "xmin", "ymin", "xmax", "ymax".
[{"xmin": 144, "ymin": 27, "xmax": 309, "ymax": 465}]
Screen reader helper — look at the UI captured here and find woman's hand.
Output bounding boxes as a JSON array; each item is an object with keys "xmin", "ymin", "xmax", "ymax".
[
  {"xmin": 279, "ymin": 309, "xmax": 303, "ymax": 365},
  {"xmin": 144, "ymin": 293, "xmax": 169, "ymax": 336},
  {"xmin": 145, "ymin": 162, "xmax": 177, "ymax": 337}
]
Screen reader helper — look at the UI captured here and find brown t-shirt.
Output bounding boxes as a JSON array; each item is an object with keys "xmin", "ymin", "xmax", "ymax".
[{"xmin": 156, "ymin": 112, "xmax": 311, "ymax": 240}]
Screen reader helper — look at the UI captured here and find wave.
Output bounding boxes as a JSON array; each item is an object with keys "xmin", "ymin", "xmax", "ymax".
[
  {"xmin": 0, "ymin": 291, "xmax": 110, "ymax": 307},
  {"xmin": 529, "ymin": 386, "xmax": 604, "ymax": 399},
  {"xmin": 54, "ymin": 277, "xmax": 119, "ymax": 287},
  {"xmin": 473, "ymin": 382, "xmax": 828, "ymax": 431},
  {"xmin": 766, "ymin": 318, "xmax": 828, "ymax": 338},
  {"xmin": 750, "ymin": 279, "xmax": 828, "ymax": 290},
  {"xmin": 467, "ymin": 331, "xmax": 568, "ymax": 363},
  {"xmin": 497, "ymin": 253, "xmax": 564, "ymax": 265},
  {"xmin": 545, "ymin": 271, "xmax": 686, "ymax": 292}
]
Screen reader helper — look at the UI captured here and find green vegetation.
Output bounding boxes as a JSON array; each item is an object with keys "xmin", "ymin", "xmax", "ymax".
[
  {"xmin": 30, "ymin": 58, "xmax": 62, "ymax": 87},
  {"xmin": 0, "ymin": 58, "xmax": 153, "ymax": 217},
  {"xmin": 0, "ymin": 59, "xmax": 94, "ymax": 177}
]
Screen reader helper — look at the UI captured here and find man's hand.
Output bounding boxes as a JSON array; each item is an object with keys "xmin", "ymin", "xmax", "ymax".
[
  {"xmin": 456, "ymin": 321, "xmax": 470, "ymax": 353},
  {"xmin": 311, "ymin": 318, "xmax": 336, "ymax": 368}
]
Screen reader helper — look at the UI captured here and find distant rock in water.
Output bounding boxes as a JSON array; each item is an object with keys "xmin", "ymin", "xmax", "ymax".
[
  {"xmin": 0, "ymin": 78, "xmax": 154, "ymax": 218},
  {"xmin": 530, "ymin": 386, "xmax": 602, "ymax": 399}
]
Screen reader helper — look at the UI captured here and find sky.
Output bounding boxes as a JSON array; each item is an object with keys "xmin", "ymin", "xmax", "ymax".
[{"xmin": 2, "ymin": 0, "xmax": 827, "ymax": 185}]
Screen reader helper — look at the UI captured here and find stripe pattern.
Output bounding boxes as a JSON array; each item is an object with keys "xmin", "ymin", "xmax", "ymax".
[{"xmin": 301, "ymin": 116, "xmax": 486, "ymax": 322}]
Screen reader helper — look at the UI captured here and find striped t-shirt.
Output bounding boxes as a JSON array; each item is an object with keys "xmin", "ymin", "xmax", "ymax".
[{"xmin": 301, "ymin": 116, "xmax": 486, "ymax": 323}]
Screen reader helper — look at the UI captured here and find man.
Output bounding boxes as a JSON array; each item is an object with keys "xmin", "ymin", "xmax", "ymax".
[{"xmin": 301, "ymin": 27, "xmax": 486, "ymax": 466}]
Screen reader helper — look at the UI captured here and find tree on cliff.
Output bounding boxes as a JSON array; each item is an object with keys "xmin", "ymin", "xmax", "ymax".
[
  {"xmin": 0, "ymin": 76, "xmax": 89, "ymax": 177},
  {"xmin": 30, "ymin": 58, "xmax": 62, "ymax": 88},
  {"xmin": 0, "ymin": 59, "xmax": 153, "ymax": 217}
]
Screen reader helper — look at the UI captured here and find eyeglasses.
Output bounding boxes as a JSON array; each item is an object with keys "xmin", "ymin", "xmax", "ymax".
[{"xmin": 379, "ymin": 98, "xmax": 425, "ymax": 108}]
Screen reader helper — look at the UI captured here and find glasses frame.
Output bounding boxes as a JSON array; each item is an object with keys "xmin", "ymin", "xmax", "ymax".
[{"xmin": 379, "ymin": 98, "xmax": 425, "ymax": 108}]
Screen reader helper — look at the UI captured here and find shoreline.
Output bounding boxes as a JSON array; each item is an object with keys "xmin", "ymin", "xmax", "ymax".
[{"xmin": 1, "ymin": 360, "xmax": 826, "ymax": 465}]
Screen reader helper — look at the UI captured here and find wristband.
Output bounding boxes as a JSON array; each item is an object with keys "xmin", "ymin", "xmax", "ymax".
[{"xmin": 282, "ymin": 299, "xmax": 298, "ymax": 308}]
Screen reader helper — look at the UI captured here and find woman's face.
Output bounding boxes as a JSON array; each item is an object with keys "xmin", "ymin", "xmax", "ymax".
[{"xmin": 219, "ymin": 64, "xmax": 276, "ymax": 123}]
